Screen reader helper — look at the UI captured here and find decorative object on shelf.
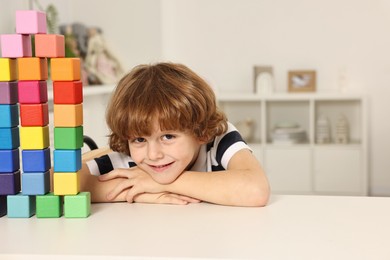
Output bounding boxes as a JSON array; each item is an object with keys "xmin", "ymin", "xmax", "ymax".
[
  {"xmin": 288, "ymin": 70, "xmax": 316, "ymax": 92},
  {"xmin": 335, "ymin": 114, "xmax": 349, "ymax": 144},
  {"xmin": 271, "ymin": 122, "xmax": 307, "ymax": 144},
  {"xmin": 235, "ymin": 118, "xmax": 254, "ymax": 142},
  {"xmin": 316, "ymin": 115, "xmax": 331, "ymax": 144},
  {"xmin": 253, "ymin": 65, "xmax": 274, "ymax": 95},
  {"xmin": 338, "ymin": 67, "xmax": 349, "ymax": 93}
]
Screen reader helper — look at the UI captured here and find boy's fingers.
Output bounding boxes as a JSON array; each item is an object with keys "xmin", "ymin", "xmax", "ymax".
[{"xmin": 106, "ymin": 179, "xmax": 133, "ymax": 200}]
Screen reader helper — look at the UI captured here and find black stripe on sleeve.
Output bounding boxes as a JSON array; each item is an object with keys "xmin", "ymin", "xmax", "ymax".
[
  {"xmin": 128, "ymin": 162, "xmax": 137, "ymax": 168},
  {"xmin": 215, "ymin": 131, "xmax": 245, "ymax": 164},
  {"xmin": 94, "ymin": 155, "xmax": 114, "ymax": 175}
]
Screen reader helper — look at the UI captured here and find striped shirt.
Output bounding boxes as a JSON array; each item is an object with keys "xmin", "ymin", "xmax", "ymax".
[{"xmin": 86, "ymin": 122, "xmax": 250, "ymax": 176}]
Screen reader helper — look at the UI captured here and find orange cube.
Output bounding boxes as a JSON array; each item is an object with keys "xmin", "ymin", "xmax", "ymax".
[
  {"xmin": 35, "ymin": 34, "xmax": 65, "ymax": 58},
  {"xmin": 51, "ymin": 58, "xmax": 81, "ymax": 81},
  {"xmin": 17, "ymin": 57, "xmax": 48, "ymax": 81},
  {"xmin": 54, "ymin": 104, "xmax": 83, "ymax": 127}
]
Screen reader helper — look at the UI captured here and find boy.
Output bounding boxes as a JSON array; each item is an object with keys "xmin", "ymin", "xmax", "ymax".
[{"xmin": 81, "ymin": 62, "xmax": 270, "ymax": 206}]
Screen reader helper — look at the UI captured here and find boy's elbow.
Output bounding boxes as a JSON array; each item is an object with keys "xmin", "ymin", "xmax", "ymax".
[{"xmin": 247, "ymin": 183, "xmax": 270, "ymax": 207}]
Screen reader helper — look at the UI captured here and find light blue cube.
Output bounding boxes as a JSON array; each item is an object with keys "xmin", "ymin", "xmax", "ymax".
[
  {"xmin": 54, "ymin": 149, "xmax": 81, "ymax": 172},
  {"xmin": 7, "ymin": 193, "xmax": 35, "ymax": 218},
  {"xmin": 21, "ymin": 171, "xmax": 50, "ymax": 195},
  {"xmin": 0, "ymin": 104, "xmax": 19, "ymax": 127}
]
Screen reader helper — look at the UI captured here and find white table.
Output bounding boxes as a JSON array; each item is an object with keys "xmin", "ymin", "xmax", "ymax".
[{"xmin": 0, "ymin": 195, "xmax": 389, "ymax": 259}]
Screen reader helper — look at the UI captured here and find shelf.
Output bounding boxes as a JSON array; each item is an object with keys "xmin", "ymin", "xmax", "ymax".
[{"xmin": 218, "ymin": 91, "xmax": 367, "ymax": 196}]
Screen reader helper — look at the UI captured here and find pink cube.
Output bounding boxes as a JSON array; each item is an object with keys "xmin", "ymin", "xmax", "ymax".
[
  {"xmin": 0, "ymin": 34, "xmax": 32, "ymax": 58},
  {"xmin": 18, "ymin": 81, "xmax": 48, "ymax": 104},
  {"xmin": 15, "ymin": 10, "xmax": 47, "ymax": 34}
]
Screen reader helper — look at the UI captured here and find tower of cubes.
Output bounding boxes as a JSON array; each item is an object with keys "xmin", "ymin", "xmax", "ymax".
[{"xmin": 0, "ymin": 10, "xmax": 90, "ymax": 218}]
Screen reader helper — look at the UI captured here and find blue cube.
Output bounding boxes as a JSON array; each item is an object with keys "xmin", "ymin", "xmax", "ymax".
[
  {"xmin": 0, "ymin": 127, "xmax": 19, "ymax": 149},
  {"xmin": 0, "ymin": 149, "xmax": 20, "ymax": 173},
  {"xmin": 21, "ymin": 171, "xmax": 50, "ymax": 195},
  {"xmin": 54, "ymin": 149, "xmax": 81, "ymax": 172},
  {"xmin": 0, "ymin": 104, "xmax": 19, "ymax": 127},
  {"xmin": 7, "ymin": 193, "xmax": 35, "ymax": 218},
  {"xmin": 22, "ymin": 148, "xmax": 51, "ymax": 172}
]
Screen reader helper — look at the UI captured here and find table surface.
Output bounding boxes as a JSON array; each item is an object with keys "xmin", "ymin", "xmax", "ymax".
[{"xmin": 0, "ymin": 194, "xmax": 389, "ymax": 260}]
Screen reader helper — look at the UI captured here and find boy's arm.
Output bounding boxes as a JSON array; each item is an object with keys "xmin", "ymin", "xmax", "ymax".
[
  {"xmin": 166, "ymin": 148, "xmax": 270, "ymax": 207},
  {"xmin": 107, "ymin": 148, "xmax": 270, "ymax": 207}
]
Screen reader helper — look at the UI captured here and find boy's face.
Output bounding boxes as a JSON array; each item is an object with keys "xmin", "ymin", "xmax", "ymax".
[{"xmin": 128, "ymin": 121, "xmax": 204, "ymax": 184}]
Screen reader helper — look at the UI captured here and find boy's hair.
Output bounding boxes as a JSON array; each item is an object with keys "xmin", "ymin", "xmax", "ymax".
[{"xmin": 106, "ymin": 62, "xmax": 228, "ymax": 155}]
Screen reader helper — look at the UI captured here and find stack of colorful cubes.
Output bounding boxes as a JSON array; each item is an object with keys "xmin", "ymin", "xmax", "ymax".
[{"xmin": 0, "ymin": 10, "xmax": 90, "ymax": 218}]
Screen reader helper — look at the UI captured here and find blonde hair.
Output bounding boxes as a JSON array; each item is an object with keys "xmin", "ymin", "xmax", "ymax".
[{"xmin": 106, "ymin": 62, "xmax": 227, "ymax": 155}]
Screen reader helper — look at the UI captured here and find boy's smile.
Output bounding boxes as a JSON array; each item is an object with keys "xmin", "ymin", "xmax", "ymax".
[{"xmin": 128, "ymin": 122, "xmax": 204, "ymax": 184}]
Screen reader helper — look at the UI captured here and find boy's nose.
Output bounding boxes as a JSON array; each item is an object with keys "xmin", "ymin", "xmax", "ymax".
[{"xmin": 147, "ymin": 142, "xmax": 164, "ymax": 160}]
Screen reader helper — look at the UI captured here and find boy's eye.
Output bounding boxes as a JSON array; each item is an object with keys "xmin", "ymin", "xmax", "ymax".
[
  {"xmin": 133, "ymin": 137, "xmax": 145, "ymax": 143},
  {"xmin": 162, "ymin": 134, "xmax": 175, "ymax": 141}
]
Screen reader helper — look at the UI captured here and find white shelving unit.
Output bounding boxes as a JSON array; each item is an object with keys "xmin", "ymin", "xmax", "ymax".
[{"xmin": 218, "ymin": 93, "xmax": 368, "ymax": 196}]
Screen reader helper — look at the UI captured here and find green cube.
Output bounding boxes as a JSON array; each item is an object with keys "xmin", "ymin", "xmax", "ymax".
[
  {"xmin": 64, "ymin": 192, "xmax": 91, "ymax": 218},
  {"xmin": 36, "ymin": 193, "xmax": 62, "ymax": 218},
  {"xmin": 54, "ymin": 126, "xmax": 83, "ymax": 149}
]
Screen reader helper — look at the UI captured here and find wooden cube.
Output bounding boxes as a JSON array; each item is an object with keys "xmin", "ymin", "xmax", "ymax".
[
  {"xmin": 54, "ymin": 126, "xmax": 83, "ymax": 149},
  {"xmin": 22, "ymin": 171, "xmax": 50, "ymax": 195},
  {"xmin": 0, "ymin": 171, "xmax": 21, "ymax": 195},
  {"xmin": 0, "ymin": 149, "xmax": 19, "ymax": 173},
  {"xmin": 7, "ymin": 193, "xmax": 35, "ymax": 218},
  {"xmin": 53, "ymin": 172, "xmax": 80, "ymax": 195},
  {"xmin": 0, "ymin": 81, "xmax": 18, "ymax": 104},
  {"xmin": 16, "ymin": 10, "xmax": 46, "ymax": 34},
  {"xmin": 51, "ymin": 58, "xmax": 81, "ymax": 81},
  {"xmin": 18, "ymin": 80, "xmax": 48, "ymax": 104},
  {"xmin": 0, "ymin": 127, "xmax": 19, "ymax": 150},
  {"xmin": 36, "ymin": 193, "xmax": 62, "ymax": 218},
  {"xmin": 22, "ymin": 148, "xmax": 51, "ymax": 173},
  {"xmin": 0, "ymin": 58, "xmax": 17, "ymax": 81},
  {"xmin": 64, "ymin": 192, "xmax": 91, "ymax": 218},
  {"xmin": 17, "ymin": 57, "xmax": 48, "ymax": 81},
  {"xmin": 20, "ymin": 126, "xmax": 50, "ymax": 149},
  {"xmin": 0, "ymin": 34, "xmax": 32, "ymax": 58},
  {"xmin": 35, "ymin": 34, "xmax": 65, "ymax": 58},
  {"xmin": 0, "ymin": 104, "xmax": 19, "ymax": 128},
  {"xmin": 53, "ymin": 81, "xmax": 83, "ymax": 104},
  {"xmin": 54, "ymin": 104, "xmax": 83, "ymax": 127},
  {"xmin": 20, "ymin": 103, "xmax": 49, "ymax": 126},
  {"xmin": 54, "ymin": 149, "xmax": 82, "ymax": 172}
]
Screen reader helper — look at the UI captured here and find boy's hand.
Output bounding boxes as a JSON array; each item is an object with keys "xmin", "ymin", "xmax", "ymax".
[
  {"xmin": 98, "ymin": 167, "xmax": 200, "ymax": 203},
  {"xmin": 133, "ymin": 192, "xmax": 200, "ymax": 205}
]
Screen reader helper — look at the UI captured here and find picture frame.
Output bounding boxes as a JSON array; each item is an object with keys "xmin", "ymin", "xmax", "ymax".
[{"xmin": 288, "ymin": 70, "xmax": 316, "ymax": 92}]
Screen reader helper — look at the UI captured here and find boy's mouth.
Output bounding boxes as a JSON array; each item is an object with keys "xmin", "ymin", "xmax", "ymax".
[{"xmin": 149, "ymin": 162, "xmax": 174, "ymax": 172}]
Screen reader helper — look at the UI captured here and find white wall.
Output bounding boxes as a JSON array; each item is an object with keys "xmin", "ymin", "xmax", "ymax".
[
  {"xmin": 160, "ymin": 0, "xmax": 390, "ymax": 196},
  {"xmin": 1, "ymin": 0, "xmax": 389, "ymax": 196}
]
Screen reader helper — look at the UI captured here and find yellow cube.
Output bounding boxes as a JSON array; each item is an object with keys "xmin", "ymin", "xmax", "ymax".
[
  {"xmin": 51, "ymin": 58, "xmax": 81, "ymax": 81},
  {"xmin": 20, "ymin": 126, "xmax": 49, "ymax": 149},
  {"xmin": 54, "ymin": 104, "xmax": 83, "ymax": 127},
  {"xmin": 0, "ymin": 58, "xmax": 17, "ymax": 81},
  {"xmin": 53, "ymin": 172, "xmax": 80, "ymax": 195}
]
